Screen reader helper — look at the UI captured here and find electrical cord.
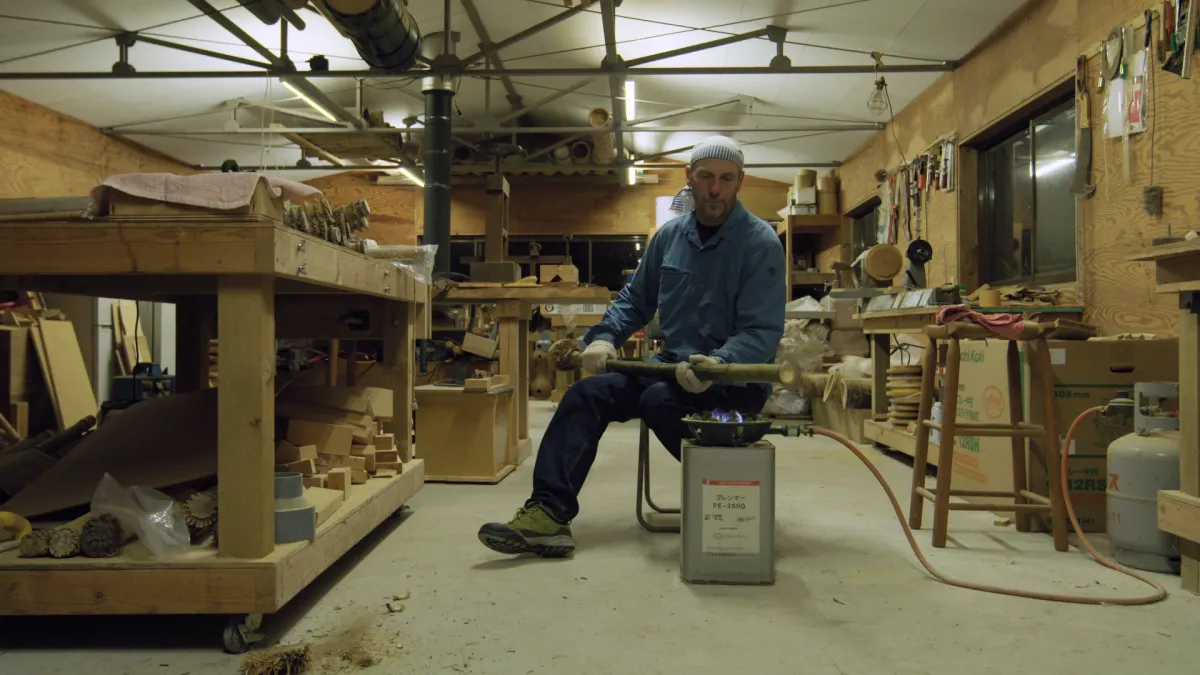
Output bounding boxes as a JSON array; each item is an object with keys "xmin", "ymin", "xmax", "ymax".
[{"xmin": 812, "ymin": 410, "xmax": 1167, "ymax": 605}]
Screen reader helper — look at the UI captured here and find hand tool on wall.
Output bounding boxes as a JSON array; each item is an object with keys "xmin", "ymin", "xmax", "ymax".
[
  {"xmin": 1072, "ymin": 55, "xmax": 1096, "ymax": 197},
  {"xmin": 547, "ymin": 339, "xmax": 796, "ymax": 386}
]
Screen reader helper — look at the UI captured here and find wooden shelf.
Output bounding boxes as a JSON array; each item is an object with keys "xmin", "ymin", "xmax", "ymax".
[
  {"xmin": 777, "ymin": 214, "xmax": 844, "ymax": 234},
  {"xmin": 791, "ymin": 271, "xmax": 834, "ymax": 285},
  {"xmin": 0, "ymin": 460, "xmax": 425, "ymax": 615}
]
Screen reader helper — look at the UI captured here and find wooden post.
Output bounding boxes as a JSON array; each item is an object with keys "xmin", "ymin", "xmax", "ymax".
[
  {"xmin": 485, "ymin": 175, "xmax": 509, "ymax": 263},
  {"xmin": 931, "ymin": 336, "xmax": 961, "ymax": 548},
  {"xmin": 1179, "ymin": 297, "xmax": 1200, "ymax": 593},
  {"xmin": 1035, "ymin": 339, "xmax": 1069, "ymax": 553},
  {"xmin": 870, "ymin": 334, "xmax": 890, "ymax": 420},
  {"xmin": 216, "ymin": 276, "xmax": 275, "ymax": 559},
  {"xmin": 383, "ymin": 301, "xmax": 414, "ymax": 462},
  {"xmin": 908, "ymin": 335, "xmax": 938, "ymax": 529},
  {"xmin": 1008, "ymin": 341, "xmax": 1031, "ymax": 533}
]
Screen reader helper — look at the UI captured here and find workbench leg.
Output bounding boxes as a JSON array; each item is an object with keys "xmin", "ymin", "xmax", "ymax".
[
  {"xmin": 497, "ymin": 300, "xmax": 532, "ymax": 465},
  {"xmin": 871, "ymin": 334, "xmax": 890, "ymax": 420},
  {"xmin": 1178, "ymin": 299, "xmax": 1200, "ymax": 593},
  {"xmin": 217, "ymin": 276, "xmax": 275, "ymax": 559},
  {"xmin": 384, "ymin": 301, "xmax": 414, "ymax": 461},
  {"xmin": 327, "ymin": 339, "xmax": 340, "ymax": 386},
  {"xmin": 175, "ymin": 296, "xmax": 214, "ymax": 392},
  {"xmin": 518, "ymin": 318, "xmax": 530, "ymax": 441}
]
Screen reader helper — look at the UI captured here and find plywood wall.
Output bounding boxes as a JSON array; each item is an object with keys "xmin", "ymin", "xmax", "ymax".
[
  {"xmin": 305, "ymin": 167, "xmax": 790, "ymax": 245},
  {"xmin": 838, "ymin": 0, "xmax": 1186, "ymax": 336},
  {"xmin": 0, "ymin": 90, "xmax": 192, "ymax": 199}
]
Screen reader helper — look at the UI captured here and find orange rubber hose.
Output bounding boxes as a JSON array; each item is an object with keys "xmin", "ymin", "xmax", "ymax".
[{"xmin": 812, "ymin": 418, "xmax": 1167, "ymax": 605}]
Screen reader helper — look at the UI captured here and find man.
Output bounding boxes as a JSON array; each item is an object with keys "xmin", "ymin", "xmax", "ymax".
[{"xmin": 478, "ymin": 136, "xmax": 786, "ymax": 557}]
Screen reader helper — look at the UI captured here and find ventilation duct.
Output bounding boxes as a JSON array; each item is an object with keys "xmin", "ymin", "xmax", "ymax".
[
  {"xmin": 319, "ymin": 0, "xmax": 422, "ymax": 72},
  {"xmin": 588, "ymin": 107, "xmax": 616, "ymax": 164}
]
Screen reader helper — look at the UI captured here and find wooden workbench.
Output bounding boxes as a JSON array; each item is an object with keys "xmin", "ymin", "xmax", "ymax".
[
  {"xmin": 857, "ymin": 305, "xmax": 1084, "ymax": 461},
  {"xmin": 1129, "ymin": 240, "xmax": 1200, "ymax": 595},
  {"xmin": 441, "ymin": 284, "xmax": 612, "ymax": 465},
  {"xmin": 0, "ymin": 216, "xmax": 429, "ymax": 628}
]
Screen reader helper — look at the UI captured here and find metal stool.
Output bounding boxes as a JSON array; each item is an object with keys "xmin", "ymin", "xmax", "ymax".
[
  {"xmin": 636, "ymin": 420, "xmax": 680, "ymax": 532},
  {"xmin": 909, "ymin": 321, "xmax": 1069, "ymax": 551}
]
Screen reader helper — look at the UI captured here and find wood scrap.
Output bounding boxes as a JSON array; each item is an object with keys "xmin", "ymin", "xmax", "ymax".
[
  {"xmin": 35, "ymin": 319, "xmax": 98, "ymax": 429},
  {"xmin": 305, "ymin": 486, "xmax": 343, "ymax": 527},
  {"xmin": 374, "ymin": 468, "xmax": 397, "ymax": 479}
]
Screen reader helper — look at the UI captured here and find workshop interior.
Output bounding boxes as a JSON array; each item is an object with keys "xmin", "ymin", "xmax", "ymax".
[{"xmin": 0, "ymin": 1, "xmax": 1198, "ymax": 673}]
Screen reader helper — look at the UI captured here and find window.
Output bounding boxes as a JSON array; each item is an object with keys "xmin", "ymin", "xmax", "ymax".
[
  {"xmin": 848, "ymin": 198, "xmax": 881, "ymax": 258},
  {"xmin": 979, "ymin": 100, "xmax": 1077, "ymax": 284}
]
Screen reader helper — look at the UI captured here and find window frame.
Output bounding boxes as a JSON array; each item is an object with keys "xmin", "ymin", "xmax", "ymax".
[{"xmin": 975, "ymin": 89, "xmax": 1078, "ymax": 287}]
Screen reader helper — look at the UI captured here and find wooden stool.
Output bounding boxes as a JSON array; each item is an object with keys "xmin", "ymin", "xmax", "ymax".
[{"xmin": 908, "ymin": 321, "xmax": 1069, "ymax": 551}]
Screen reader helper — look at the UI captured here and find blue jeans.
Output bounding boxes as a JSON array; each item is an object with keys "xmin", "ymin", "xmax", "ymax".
[{"xmin": 528, "ymin": 373, "xmax": 770, "ymax": 522}]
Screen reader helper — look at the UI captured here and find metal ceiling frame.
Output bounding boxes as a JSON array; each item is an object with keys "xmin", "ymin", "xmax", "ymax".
[
  {"xmin": 459, "ymin": 0, "xmax": 523, "ymax": 110},
  {"xmin": 600, "ymin": 0, "xmax": 626, "ymax": 163},
  {"xmin": 115, "ymin": 123, "xmax": 881, "ymax": 135},
  {"xmin": 0, "ymin": 63, "xmax": 953, "ymax": 79}
]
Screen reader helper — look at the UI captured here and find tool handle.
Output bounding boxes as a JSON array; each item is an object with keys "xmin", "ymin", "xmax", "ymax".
[{"xmin": 603, "ymin": 359, "xmax": 795, "ymax": 385}]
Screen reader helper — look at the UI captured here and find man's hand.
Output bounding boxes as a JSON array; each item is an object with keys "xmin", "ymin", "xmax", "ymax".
[
  {"xmin": 580, "ymin": 339, "xmax": 617, "ymax": 373},
  {"xmin": 676, "ymin": 354, "xmax": 721, "ymax": 394}
]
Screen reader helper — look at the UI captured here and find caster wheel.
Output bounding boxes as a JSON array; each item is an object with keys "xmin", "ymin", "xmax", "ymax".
[
  {"xmin": 222, "ymin": 613, "xmax": 264, "ymax": 655},
  {"xmin": 222, "ymin": 622, "xmax": 248, "ymax": 654}
]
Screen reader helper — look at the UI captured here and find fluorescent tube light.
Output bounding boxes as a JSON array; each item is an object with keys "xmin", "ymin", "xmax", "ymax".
[{"xmin": 280, "ymin": 80, "xmax": 337, "ymax": 123}]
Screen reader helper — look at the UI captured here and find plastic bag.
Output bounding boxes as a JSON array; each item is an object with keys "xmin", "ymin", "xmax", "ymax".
[
  {"xmin": 762, "ymin": 386, "xmax": 810, "ymax": 417},
  {"xmin": 777, "ymin": 319, "xmax": 830, "ymax": 375},
  {"xmin": 362, "ymin": 241, "xmax": 438, "ymax": 286},
  {"xmin": 90, "ymin": 473, "xmax": 190, "ymax": 560}
]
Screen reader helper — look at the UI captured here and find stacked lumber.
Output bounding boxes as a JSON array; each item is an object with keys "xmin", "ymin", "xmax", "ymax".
[
  {"xmin": 1, "ymin": 291, "xmax": 96, "ymax": 441},
  {"xmin": 276, "ymin": 385, "xmax": 403, "ymax": 510},
  {"xmin": 110, "ymin": 299, "xmax": 151, "ymax": 375}
]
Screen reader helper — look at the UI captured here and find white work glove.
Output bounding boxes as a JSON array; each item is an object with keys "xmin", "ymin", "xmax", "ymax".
[
  {"xmin": 581, "ymin": 339, "xmax": 617, "ymax": 374},
  {"xmin": 676, "ymin": 354, "xmax": 721, "ymax": 394}
]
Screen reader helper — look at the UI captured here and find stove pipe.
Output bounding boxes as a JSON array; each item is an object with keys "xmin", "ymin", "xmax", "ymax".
[{"xmin": 421, "ymin": 31, "xmax": 458, "ymax": 277}]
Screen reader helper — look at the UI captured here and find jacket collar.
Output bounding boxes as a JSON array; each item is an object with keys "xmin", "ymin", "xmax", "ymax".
[{"xmin": 685, "ymin": 201, "xmax": 747, "ymax": 249}]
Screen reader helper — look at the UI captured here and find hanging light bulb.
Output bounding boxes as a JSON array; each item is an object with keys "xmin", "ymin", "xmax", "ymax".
[{"xmin": 867, "ymin": 77, "xmax": 888, "ymax": 117}]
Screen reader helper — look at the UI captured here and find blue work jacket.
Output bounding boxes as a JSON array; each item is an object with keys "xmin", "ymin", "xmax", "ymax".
[{"xmin": 585, "ymin": 201, "xmax": 786, "ymax": 385}]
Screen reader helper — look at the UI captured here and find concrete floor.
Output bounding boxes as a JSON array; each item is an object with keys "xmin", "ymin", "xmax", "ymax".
[{"xmin": 1, "ymin": 401, "xmax": 1195, "ymax": 674}]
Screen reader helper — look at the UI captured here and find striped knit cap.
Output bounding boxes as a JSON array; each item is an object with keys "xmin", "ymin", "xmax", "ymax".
[{"xmin": 690, "ymin": 135, "xmax": 744, "ymax": 170}]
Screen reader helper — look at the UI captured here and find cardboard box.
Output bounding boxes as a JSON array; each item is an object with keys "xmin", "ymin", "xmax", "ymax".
[
  {"xmin": 539, "ymin": 264, "xmax": 579, "ymax": 284},
  {"xmin": 1025, "ymin": 339, "xmax": 1177, "ymax": 533},
  {"xmin": 950, "ymin": 339, "xmax": 1178, "ymax": 532}
]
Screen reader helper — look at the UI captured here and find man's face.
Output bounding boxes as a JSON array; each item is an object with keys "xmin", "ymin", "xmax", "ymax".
[{"xmin": 685, "ymin": 158, "xmax": 743, "ymax": 226}]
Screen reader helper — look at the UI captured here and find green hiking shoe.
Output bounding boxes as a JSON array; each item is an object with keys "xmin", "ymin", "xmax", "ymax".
[{"xmin": 478, "ymin": 504, "xmax": 575, "ymax": 557}]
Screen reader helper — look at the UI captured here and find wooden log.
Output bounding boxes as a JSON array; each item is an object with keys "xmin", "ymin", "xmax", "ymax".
[
  {"xmin": 17, "ymin": 528, "xmax": 51, "ymax": 557},
  {"xmin": 80, "ymin": 513, "xmax": 135, "ymax": 558}
]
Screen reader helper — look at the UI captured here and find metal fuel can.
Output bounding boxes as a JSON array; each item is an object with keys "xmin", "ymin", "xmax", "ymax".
[{"xmin": 680, "ymin": 439, "xmax": 775, "ymax": 585}]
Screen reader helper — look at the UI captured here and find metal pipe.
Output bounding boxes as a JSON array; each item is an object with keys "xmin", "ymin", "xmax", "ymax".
[
  {"xmin": 624, "ymin": 28, "xmax": 771, "ymax": 68},
  {"xmin": 600, "ymin": 0, "xmax": 625, "ymax": 165},
  {"xmin": 626, "ymin": 97, "xmax": 741, "ymax": 126},
  {"xmin": 117, "ymin": 124, "xmax": 881, "ymax": 135},
  {"xmin": 186, "ymin": 0, "xmax": 281, "ymax": 65},
  {"xmin": 497, "ymin": 78, "xmax": 598, "ymax": 125},
  {"xmin": 460, "ymin": 0, "xmax": 523, "ymax": 108},
  {"xmin": 134, "ymin": 35, "xmax": 273, "ymax": 69},
  {"xmin": 188, "ymin": 160, "xmax": 841, "ymax": 171},
  {"xmin": 459, "ymin": 1, "xmax": 597, "ymax": 68},
  {"xmin": 422, "ymin": 30, "xmax": 456, "ymax": 278},
  {"xmin": 0, "ymin": 64, "xmax": 955, "ymax": 80}
]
